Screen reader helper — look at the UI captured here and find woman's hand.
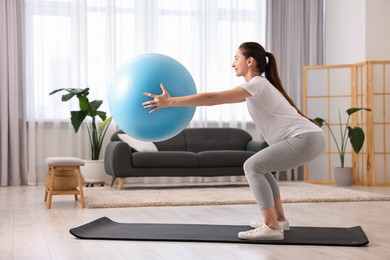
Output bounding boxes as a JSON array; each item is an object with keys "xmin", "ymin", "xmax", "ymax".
[{"xmin": 143, "ymin": 83, "xmax": 172, "ymax": 113}]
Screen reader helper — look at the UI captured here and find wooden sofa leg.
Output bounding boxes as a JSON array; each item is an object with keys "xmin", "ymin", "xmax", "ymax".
[
  {"xmin": 118, "ymin": 178, "xmax": 126, "ymax": 190},
  {"xmin": 110, "ymin": 176, "xmax": 116, "ymax": 187}
]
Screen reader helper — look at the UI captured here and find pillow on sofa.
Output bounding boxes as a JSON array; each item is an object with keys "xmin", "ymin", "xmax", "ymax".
[{"xmin": 118, "ymin": 134, "xmax": 158, "ymax": 152}]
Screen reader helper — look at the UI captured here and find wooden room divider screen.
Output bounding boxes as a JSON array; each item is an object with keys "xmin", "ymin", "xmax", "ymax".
[{"xmin": 303, "ymin": 60, "xmax": 390, "ymax": 186}]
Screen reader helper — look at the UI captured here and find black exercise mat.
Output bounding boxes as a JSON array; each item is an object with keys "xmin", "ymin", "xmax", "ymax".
[{"xmin": 69, "ymin": 217, "xmax": 369, "ymax": 246}]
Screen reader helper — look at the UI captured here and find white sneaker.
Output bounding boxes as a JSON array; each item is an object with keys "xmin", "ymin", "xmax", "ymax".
[
  {"xmin": 238, "ymin": 224, "xmax": 284, "ymax": 240},
  {"xmin": 250, "ymin": 219, "xmax": 290, "ymax": 231}
]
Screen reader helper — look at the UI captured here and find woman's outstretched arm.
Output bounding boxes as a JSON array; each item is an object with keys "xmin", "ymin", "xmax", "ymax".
[{"xmin": 143, "ymin": 83, "xmax": 250, "ymax": 113}]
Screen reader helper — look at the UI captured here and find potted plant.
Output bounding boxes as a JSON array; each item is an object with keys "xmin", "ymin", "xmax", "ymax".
[
  {"xmin": 314, "ymin": 107, "xmax": 371, "ymax": 186},
  {"xmin": 49, "ymin": 87, "xmax": 112, "ymax": 186}
]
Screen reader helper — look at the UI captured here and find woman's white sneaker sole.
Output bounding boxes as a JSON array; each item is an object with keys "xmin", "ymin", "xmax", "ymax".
[{"xmin": 238, "ymin": 224, "xmax": 284, "ymax": 240}]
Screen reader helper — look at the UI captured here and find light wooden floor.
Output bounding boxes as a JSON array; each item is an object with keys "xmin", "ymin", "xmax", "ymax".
[{"xmin": 1, "ymin": 183, "xmax": 390, "ymax": 260}]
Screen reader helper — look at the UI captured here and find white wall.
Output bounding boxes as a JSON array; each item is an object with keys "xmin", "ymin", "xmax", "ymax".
[
  {"xmin": 325, "ymin": 0, "xmax": 366, "ymax": 64},
  {"xmin": 366, "ymin": 0, "xmax": 390, "ymax": 60},
  {"xmin": 325, "ymin": 0, "xmax": 390, "ymax": 64}
]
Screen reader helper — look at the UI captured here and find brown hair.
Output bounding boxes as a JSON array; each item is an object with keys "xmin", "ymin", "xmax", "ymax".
[{"xmin": 239, "ymin": 42, "xmax": 314, "ymax": 123}]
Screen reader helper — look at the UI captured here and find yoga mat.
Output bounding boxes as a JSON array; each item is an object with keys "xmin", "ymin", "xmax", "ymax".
[{"xmin": 70, "ymin": 217, "xmax": 369, "ymax": 246}]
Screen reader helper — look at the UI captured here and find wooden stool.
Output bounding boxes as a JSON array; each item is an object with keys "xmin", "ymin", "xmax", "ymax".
[{"xmin": 44, "ymin": 157, "xmax": 85, "ymax": 209}]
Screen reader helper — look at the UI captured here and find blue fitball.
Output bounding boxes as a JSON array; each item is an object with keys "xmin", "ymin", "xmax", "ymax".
[{"xmin": 108, "ymin": 53, "xmax": 197, "ymax": 142}]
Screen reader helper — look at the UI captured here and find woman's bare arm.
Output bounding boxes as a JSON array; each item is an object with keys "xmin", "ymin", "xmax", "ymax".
[{"xmin": 143, "ymin": 83, "xmax": 250, "ymax": 113}]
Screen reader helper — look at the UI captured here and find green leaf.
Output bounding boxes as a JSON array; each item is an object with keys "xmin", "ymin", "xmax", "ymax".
[
  {"xmin": 98, "ymin": 116, "xmax": 112, "ymax": 133},
  {"xmin": 78, "ymin": 96, "xmax": 89, "ymax": 111},
  {"xmin": 313, "ymin": 117, "xmax": 326, "ymax": 127},
  {"xmin": 348, "ymin": 126, "xmax": 365, "ymax": 153},
  {"xmin": 49, "ymin": 88, "xmax": 67, "ymax": 95},
  {"xmin": 346, "ymin": 107, "xmax": 371, "ymax": 115},
  {"xmin": 61, "ymin": 92, "xmax": 78, "ymax": 102},
  {"xmin": 79, "ymin": 88, "xmax": 90, "ymax": 96},
  {"xmin": 70, "ymin": 110, "xmax": 88, "ymax": 132},
  {"xmin": 49, "ymin": 88, "xmax": 89, "ymax": 102},
  {"xmin": 90, "ymin": 100, "xmax": 103, "ymax": 111},
  {"xmin": 64, "ymin": 87, "xmax": 89, "ymax": 95},
  {"xmin": 96, "ymin": 110, "xmax": 107, "ymax": 121}
]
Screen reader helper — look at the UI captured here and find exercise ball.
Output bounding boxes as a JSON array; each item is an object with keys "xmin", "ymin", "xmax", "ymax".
[{"xmin": 108, "ymin": 53, "xmax": 197, "ymax": 142}]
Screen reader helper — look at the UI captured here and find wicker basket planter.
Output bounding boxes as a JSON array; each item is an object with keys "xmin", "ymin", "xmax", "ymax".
[{"xmin": 45, "ymin": 170, "xmax": 79, "ymax": 191}]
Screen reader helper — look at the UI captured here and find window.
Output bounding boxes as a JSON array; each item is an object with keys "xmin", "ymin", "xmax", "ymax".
[{"xmin": 25, "ymin": 0, "xmax": 266, "ymax": 123}]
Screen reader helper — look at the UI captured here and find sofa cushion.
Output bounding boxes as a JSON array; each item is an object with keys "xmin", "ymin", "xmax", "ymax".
[
  {"xmin": 154, "ymin": 131, "xmax": 187, "ymax": 151},
  {"xmin": 198, "ymin": 150, "xmax": 255, "ymax": 167},
  {"xmin": 184, "ymin": 128, "xmax": 252, "ymax": 152},
  {"xmin": 132, "ymin": 151, "xmax": 198, "ymax": 168}
]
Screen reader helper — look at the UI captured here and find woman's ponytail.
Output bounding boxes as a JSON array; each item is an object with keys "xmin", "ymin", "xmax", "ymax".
[{"xmin": 264, "ymin": 52, "xmax": 284, "ymax": 94}]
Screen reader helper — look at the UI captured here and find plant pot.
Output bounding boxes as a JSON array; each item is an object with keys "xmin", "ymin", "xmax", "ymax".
[
  {"xmin": 81, "ymin": 160, "xmax": 106, "ymax": 186},
  {"xmin": 334, "ymin": 167, "xmax": 353, "ymax": 186}
]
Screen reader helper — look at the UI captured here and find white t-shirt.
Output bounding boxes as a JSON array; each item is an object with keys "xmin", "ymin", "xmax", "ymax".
[{"xmin": 240, "ymin": 76, "xmax": 322, "ymax": 145}]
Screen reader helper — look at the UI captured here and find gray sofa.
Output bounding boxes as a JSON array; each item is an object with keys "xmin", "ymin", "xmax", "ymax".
[{"xmin": 104, "ymin": 128, "xmax": 268, "ymax": 190}]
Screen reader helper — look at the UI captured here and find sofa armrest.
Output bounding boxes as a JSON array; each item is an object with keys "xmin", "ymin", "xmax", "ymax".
[
  {"xmin": 246, "ymin": 140, "xmax": 269, "ymax": 152},
  {"xmin": 104, "ymin": 141, "xmax": 133, "ymax": 177}
]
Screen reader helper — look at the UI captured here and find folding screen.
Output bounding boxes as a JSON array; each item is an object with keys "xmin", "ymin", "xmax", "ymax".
[
  {"xmin": 303, "ymin": 61, "xmax": 390, "ymax": 186},
  {"xmin": 363, "ymin": 61, "xmax": 390, "ymax": 185},
  {"xmin": 303, "ymin": 64, "xmax": 355, "ymax": 184},
  {"xmin": 354, "ymin": 62, "xmax": 369, "ymax": 185}
]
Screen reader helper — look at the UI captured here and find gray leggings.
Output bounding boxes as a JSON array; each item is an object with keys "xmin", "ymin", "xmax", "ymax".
[{"xmin": 243, "ymin": 131, "xmax": 326, "ymax": 209}]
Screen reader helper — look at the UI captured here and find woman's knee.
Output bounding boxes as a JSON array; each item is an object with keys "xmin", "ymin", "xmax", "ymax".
[
  {"xmin": 243, "ymin": 158, "xmax": 253, "ymax": 173},
  {"xmin": 243, "ymin": 157, "xmax": 264, "ymax": 176}
]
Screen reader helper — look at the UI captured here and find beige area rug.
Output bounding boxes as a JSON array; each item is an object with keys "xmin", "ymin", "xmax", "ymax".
[{"xmin": 83, "ymin": 182, "xmax": 390, "ymax": 209}]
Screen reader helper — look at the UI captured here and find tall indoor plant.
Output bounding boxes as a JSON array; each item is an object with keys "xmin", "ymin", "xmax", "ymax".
[
  {"xmin": 50, "ymin": 87, "xmax": 112, "ymax": 185},
  {"xmin": 314, "ymin": 107, "xmax": 371, "ymax": 185}
]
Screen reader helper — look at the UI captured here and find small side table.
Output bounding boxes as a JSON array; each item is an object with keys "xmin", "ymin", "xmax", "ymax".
[{"xmin": 44, "ymin": 157, "xmax": 85, "ymax": 209}]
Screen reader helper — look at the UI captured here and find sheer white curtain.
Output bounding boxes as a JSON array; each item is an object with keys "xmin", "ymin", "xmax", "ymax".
[
  {"xmin": 266, "ymin": 0, "xmax": 324, "ymax": 109},
  {"xmin": 0, "ymin": 0, "xmax": 28, "ymax": 186},
  {"xmin": 25, "ymin": 0, "xmax": 266, "ymax": 184}
]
